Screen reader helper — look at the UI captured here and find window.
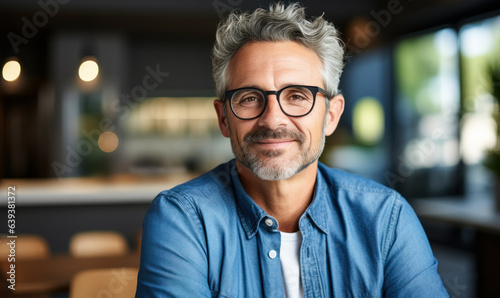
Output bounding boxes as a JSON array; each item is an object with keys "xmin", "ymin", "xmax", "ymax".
[
  {"xmin": 459, "ymin": 15, "xmax": 500, "ymax": 193},
  {"xmin": 121, "ymin": 96, "xmax": 232, "ymax": 174},
  {"xmin": 394, "ymin": 28, "xmax": 461, "ymax": 197}
]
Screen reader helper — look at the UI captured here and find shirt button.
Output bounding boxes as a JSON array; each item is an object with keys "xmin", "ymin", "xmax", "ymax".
[
  {"xmin": 265, "ymin": 218, "xmax": 273, "ymax": 227},
  {"xmin": 268, "ymin": 250, "xmax": 277, "ymax": 259}
]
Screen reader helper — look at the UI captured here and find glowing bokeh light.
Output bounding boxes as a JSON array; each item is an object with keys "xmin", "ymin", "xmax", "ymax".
[
  {"xmin": 2, "ymin": 60, "xmax": 21, "ymax": 82},
  {"xmin": 98, "ymin": 131, "xmax": 119, "ymax": 153},
  {"xmin": 78, "ymin": 58, "xmax": 99, "ymax": 82},
  {"xmin": 352, "ymin": 97, "xmax": 385, "ymax": 145}
]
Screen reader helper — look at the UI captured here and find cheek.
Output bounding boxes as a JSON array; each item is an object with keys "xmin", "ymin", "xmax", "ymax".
[
  {"xmin": 300, "ymin": 118, "xmax": 325, "ymax": 144},
  {"xmin": 228, "ymin": 120, "xmax": 254, "ymax": 141}
]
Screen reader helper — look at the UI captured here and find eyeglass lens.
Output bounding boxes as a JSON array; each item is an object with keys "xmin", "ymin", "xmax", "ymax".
[{"xmin": 231, "ymin": 86, "xmax": 315, "ymax": 119}]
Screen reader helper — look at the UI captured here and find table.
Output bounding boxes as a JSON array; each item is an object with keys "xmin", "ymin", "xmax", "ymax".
[
  {"xmin": 410, "ymin": 194, "xmax": 500, "ymax": 234},
  {"xmin": 0, "ymin": 252, "xmax": 140, "ymax": 296},
  {"xmin": 0, "ymin": 173, "xmax": 194, "ymax": 206},
  {"xmin": 410, "ymin": 194, "xmax": 500, "ymax": 297}
]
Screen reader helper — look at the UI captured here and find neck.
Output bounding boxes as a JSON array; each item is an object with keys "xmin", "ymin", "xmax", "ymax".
[{"xmin": 236, "ymin": 160, "xmax": 318, "ymax": 233}]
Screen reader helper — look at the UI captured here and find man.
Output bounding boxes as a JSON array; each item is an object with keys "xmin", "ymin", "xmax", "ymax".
[{"xmin": 136, "ymin": 3, "xmax": 448, "ymax": 297}]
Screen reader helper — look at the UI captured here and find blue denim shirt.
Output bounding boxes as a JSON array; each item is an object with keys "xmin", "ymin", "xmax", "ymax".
[{"xmin": 136, "ymin": 160, "xmax": 448, "ymax": 297}]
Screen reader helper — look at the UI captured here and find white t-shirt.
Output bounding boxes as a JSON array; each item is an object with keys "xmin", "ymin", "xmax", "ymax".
[{"xmin": 280, "ymin": 231, "xmax": 304, "ymax": 298}]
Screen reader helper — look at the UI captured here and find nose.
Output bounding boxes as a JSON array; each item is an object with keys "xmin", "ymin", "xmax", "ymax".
[{"xmin": 257, "ymin": 94, "xmax": 289, "ymax": 130}]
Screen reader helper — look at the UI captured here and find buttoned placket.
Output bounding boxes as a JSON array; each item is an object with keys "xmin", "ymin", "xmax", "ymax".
[
  {"xmin": 299, "ymin": 216, "xmax": 326, "ymax": 298},
  {"xmin": 257, "ymin": 216, "xmax": 284, "ymax": 297}
]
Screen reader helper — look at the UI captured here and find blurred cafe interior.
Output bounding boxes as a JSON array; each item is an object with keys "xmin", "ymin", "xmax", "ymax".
[{"xmin": 1, "ymin": 0, "xmax": 500, "ymax": 297}]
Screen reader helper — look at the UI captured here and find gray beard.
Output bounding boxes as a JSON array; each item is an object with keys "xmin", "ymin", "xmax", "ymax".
[{"xmin": 230, "ymin": 125, "xmax": 326, "ymax": 181}]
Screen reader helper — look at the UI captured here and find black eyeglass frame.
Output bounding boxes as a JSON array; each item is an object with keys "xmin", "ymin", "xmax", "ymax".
[{"xmin": 224, "ymin": 85, "xmax": 332, "ymax": 120}]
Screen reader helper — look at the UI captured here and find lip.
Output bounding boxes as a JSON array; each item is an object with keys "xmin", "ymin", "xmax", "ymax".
[{"xmin": 254, "ymin": 139, "xmax": 295, "ymax": 150}]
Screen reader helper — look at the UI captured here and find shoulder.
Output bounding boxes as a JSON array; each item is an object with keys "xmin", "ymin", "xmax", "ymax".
[
  {"xmin": 317, "ymin": 163, "xmax": 420, "ymax": 254},
  {"xmin": 317, "ymin": 162, "xmax": 410, "ymax": 220},
  {"xmin": 150, "ymin": 161, "xmax": 236, "ymax": 218},
  {"xmin": 160, "ymin": 161, "xmax": 232, "ymax": 196},
  {"xmin": 318, "ymin": 162, "xmax": 397, "ymax": 197}
]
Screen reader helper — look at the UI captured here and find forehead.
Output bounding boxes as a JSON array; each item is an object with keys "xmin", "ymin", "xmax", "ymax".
[{"xmin": 227, "ymin": 41, "xmax": 323, "ymax": 89}]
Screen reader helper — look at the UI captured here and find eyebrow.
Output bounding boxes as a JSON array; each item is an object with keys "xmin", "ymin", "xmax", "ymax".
[{"xmin": 232, "ymin": 83, "xmax": 307, "ymax": 90}]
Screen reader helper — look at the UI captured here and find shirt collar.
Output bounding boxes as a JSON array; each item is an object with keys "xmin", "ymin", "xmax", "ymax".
[
  {"xmin": 230, "ymin": 159, "xmax": 329, "ymax": 239},
  {"xmin": 301, "ymin": 167, "xmax": 329, "ymax": 234},
  {"xmin": 230, "ymin": 160, "xmax": 268, "ymax": 239}
]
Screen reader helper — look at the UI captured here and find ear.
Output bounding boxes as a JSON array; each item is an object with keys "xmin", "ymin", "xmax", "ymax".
[
  {"xmin": 214, "ymin": 99, "xmax": 230, "ymax": 138},
  {"xmin": 324, "ymin": 94, "xmax": 345, "ymax": 136}
]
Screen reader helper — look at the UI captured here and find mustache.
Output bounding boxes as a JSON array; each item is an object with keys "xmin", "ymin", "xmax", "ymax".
[{"xmin": 243, "ymin": 127, "xmax": 305, "ymax": 144}]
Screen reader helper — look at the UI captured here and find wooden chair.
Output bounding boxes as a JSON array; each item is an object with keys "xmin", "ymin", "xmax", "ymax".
[
  {"xmin": 69, "ymin": 267, "xmax": 138, "ymax": 298},
  {"xmin": 0, "ymin": 234, "xmax": 50, "ymax": 259},
  {"xmin": 69, "ymin": 231, "xmax": 128, "ymax": 257}
]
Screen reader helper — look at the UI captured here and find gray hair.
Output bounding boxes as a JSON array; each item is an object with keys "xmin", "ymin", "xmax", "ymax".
[{"xmin": 211, "ymin": 2, "xmax": 345, "ymax": 101}]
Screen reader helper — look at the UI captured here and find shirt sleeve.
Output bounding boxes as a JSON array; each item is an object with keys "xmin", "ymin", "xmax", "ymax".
[
  {"xmin": 135, "ymin": 192, "xmax": 212, "ymax": 297},
  {"xmin": 382, "ymin": 194, "xmax": 449, "ymax": 297}
]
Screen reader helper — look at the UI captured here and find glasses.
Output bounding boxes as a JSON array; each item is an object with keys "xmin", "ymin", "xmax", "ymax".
[{"xmin": 225, "ymin": 85, "xmax": 332, "ymax": 120}]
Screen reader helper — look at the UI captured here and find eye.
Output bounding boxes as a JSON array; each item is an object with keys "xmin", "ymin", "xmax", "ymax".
[
  {"xmin": 239, "ymin": 96, "xmax": 261, "ymax": 104},
  {"xmin": 284, "ymin": 90, "xmax": 311, "ymax": 103},
  {"xmin": 233, "ymin": 90, "xmax": 265, "ymax": 106},
  {"xmin": 289, "ymin": 94, "xmax": 307, "ymax": 101}
]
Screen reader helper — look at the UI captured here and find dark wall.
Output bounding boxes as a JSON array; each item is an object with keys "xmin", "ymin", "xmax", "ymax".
[{"xmin": 128, "ymin": 37, "xmax": 215, "ymax": 94}]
